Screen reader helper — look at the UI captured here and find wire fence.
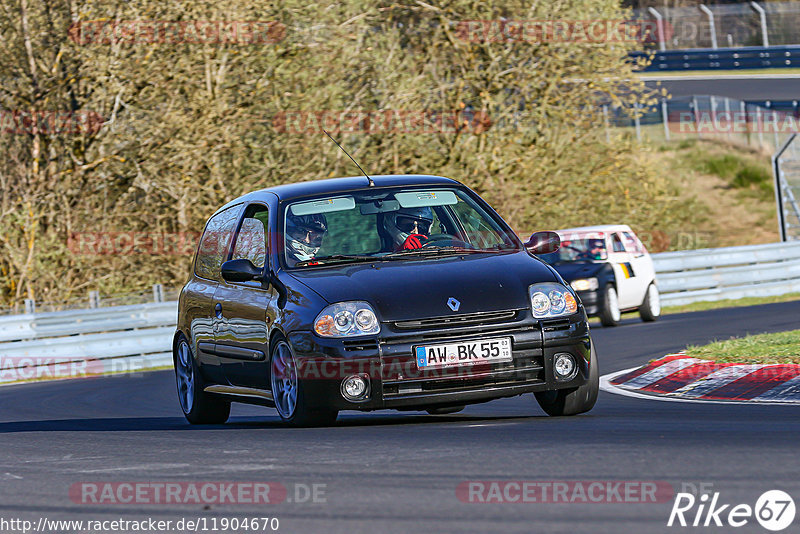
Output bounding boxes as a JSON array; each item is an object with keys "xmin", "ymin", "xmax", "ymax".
[
  {"xmin": 0, "ymin": 284, "xmax": 181, "ymax": 317},
  {"xmin": 604, "ymin": 95, "xmax": 796, "ymax": 153},
  {"xmin": 774, "ymin": 134, "xmax": 800, "ymax": 241},
  {"xmin": 632, "ymin": 1, "xmax": 800, "ymax": 50}
]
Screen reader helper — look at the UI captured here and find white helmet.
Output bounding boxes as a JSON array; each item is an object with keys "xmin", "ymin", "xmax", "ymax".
[{"xmin": 286, "ymin": 213, "xmax": 328, "ymax": 262}]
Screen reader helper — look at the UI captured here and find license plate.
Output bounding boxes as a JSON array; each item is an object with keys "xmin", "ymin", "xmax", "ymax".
[{"xmin": 415, "ymin": 337, "xmax": 512, "ymax": 370}]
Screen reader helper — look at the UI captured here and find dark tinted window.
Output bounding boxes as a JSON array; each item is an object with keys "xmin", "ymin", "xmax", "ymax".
[{"xmin": 195, "ymin": 204, "xmax": 243, "ymax": 280}]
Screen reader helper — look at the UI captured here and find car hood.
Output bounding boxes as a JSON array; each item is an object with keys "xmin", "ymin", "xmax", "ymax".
[
  {"xmin": 550, "ymin": 262, "xmax": 606, "ymax": 282},
  {"xmin": 286, "ymin": 252, "xmax": 558, "ymax": 322}
]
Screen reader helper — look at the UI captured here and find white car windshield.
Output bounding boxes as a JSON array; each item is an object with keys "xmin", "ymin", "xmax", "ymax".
[
  {"xmin": 538, "ymin": 235, "xmax": 608, "ymax": 264},
  {"xmin": 283, "ymin": 187, "xmax": 521, "ymax": 268}
]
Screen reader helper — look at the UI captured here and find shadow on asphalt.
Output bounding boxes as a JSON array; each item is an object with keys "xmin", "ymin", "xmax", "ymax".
[{"xmin": 0, "ymin": 413, "xmax": 552, "ymax": 433}]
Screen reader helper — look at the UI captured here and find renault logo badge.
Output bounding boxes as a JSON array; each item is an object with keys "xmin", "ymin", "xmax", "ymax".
[{"xmin": 447, "ymin": 297, "xmax": 460, "ymax": 312}]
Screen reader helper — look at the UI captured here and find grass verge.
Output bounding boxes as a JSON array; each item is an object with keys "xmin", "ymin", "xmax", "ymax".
[{"xmin": 684, "ymin": 329, "xmax": 800, "ymax": 365}]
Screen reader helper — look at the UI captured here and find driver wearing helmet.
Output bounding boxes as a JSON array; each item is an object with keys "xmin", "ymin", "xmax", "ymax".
[
  {"xmin": 383, "ymin": 207, "xmax": 434, "ymax": 251},
  {"xmin": 285, "ymin": 213, "xmax": 328, "ymax": 266}
]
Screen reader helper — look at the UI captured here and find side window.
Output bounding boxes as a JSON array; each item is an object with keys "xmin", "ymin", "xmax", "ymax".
[
  {"xmin": 195, "ymin": 205, "xmax": 243, "ymax": 281},
  {"xmin": 232, "ymin": 206, "xmax": 268, "ymax": 269},
  {"xmin": 450, "ymin": 197, "xmax": 504, "ymax": 249},
  {"xmin": 622, "ymin": 232, "xmax": 644, "ymax": 256},
  {"xmin": 611, "ymin": 233, "xmax": 625, "ymax": 253}
]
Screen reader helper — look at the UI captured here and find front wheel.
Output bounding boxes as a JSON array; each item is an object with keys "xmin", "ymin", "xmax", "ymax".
[
  {"xmin": 535, "ymin": 345, "xmax": 599, "ymax": 416},
  {"xmin": 174, "ymin": 335, "xmax": 230, "ymax": 424},
  {"xmin": 639, "ymin": 283, "xmax": 661, "ymax": 322},
  {"xmin": 598, "ymin": 284, "xmax": 620, "ymax": 327},
  {"xmin": 270, "ymin": 338, "xmax": 338, "ymax": 427}
]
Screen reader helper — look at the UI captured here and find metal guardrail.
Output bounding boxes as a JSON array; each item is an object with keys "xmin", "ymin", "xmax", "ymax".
[
  {"xmin": 631, "ymin": 45, "xmax": 800, "ymax": 71},
  {"xmin": 0, "ymin": 302, "xmax": 177, "ymax": 384},
  {"xmin": 1, "ymin": 241, "xmax": 799, "ymax": 384},
  {"xmin": 653, "ymin": 241, "xmax": 800, "ymax": 306}
]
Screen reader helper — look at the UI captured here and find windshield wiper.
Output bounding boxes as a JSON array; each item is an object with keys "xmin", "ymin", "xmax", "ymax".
[
  {"xmin": 385, "ymin": 246, "xmax": 486, "ymax": 258},
  {"xmin": 294, "ymin": 254, "xmax": 378, "ymax": 267}
]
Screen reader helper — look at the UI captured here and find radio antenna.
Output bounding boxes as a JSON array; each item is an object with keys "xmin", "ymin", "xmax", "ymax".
[{"xmin": 322, "ymin": 129, "xmax": 374, "ymax": 187}]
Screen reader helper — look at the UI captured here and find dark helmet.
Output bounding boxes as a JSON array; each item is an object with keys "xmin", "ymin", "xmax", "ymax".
[
  {"xmin": 286, "ymin": 213, "xmax": 328, "ymax": 262},
  {"xmin": 383, "ymin": 207, "xmax": 434, "ymax": 247},
  {"xmin": 589, "ymin": 239, "xmax": 605, "ymax": 249}
]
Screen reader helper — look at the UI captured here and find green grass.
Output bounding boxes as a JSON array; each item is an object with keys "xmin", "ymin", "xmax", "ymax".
[
  {"xmin": 681, "ymin": 145, "xmax": 774, "ymax": 201},
  {"xmin": 685, "ymin": 329, "xmax": 800, "ymax": 364}
]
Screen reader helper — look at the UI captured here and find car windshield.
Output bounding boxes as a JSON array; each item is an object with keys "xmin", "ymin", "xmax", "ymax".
[
  {"xmin": 282, "ymin": 187, "xmax": 521, "ymax": 268},
  {"xmin": 538, "ymin": 234, "xmax": 608, "ymax": 264}
]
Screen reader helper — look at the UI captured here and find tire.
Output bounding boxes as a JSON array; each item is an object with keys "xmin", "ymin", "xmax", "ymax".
[
  {"xmin": 534, "ymin": 345, "xmax": 599, "ymax": 417},
  {"xmin": 639, "ymin": 283, "xmax": 661, "ymax": 322},
  {"xmin": 598, "ymin": 284, "xmax": 621, "ymax": 327},
  {"xmin": 270, "ymin": 337, "xmax": 338, "ymax": 427},
  {"xmin": 174, "ymin": 335, "xmax": 231, "ymax": 424}
]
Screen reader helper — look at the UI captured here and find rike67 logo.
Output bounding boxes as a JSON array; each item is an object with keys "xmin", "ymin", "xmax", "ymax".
[{"xmin": 668, "ymin": 489, "xmax": 795, "ymax": 531}]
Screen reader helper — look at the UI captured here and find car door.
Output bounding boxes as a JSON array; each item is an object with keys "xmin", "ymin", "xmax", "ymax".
[
  {"xmin": 212, "ymin": 203, "xmax": 276, "ymax": 388},
  {"xmin": 188, "ymin": 203, "xmax": 244, "ymax": 384},
  {"xmin": 622, "ymin": 231, "xmax": 654, "ymax": 304},
  {"xmin": 606, "ymin": 232, "xmax": 638, "ymax": 309}
]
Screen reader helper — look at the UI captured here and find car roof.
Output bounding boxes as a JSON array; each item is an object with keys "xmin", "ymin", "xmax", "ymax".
[
  {"xmin": 218, "ymin": 175, "xmax": 461, "ymax": 212},
  {"xmin": 554, "ymin": 224, "xmax": 633, "ymax": 235}
]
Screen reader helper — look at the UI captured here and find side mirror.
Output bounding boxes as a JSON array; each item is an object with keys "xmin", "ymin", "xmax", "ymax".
[
  {"xmin": 221, "ymin": 259, "xmax": 264, "ymax": 283},
  {"xmin": 525, "ymin": 231, "xmax": 561, "ymax": 254}
]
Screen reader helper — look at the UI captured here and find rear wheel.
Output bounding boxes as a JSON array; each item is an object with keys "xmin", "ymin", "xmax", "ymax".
[
  {"xmin": 174, "ymin": 335, "xmax": 230, "ymax": 424},
  {"xmin": 598, "ymin": 284, "xmax": 620, "ymax": 327},
  {"xmin": 270, "ymin": 338, "xmax": 338, "ymax": 427},
  {"xmin": 639, "ymin": 283, "xmax": 661, "ymax": 322},
  {"xmin": 535, "ymin": 345, "xmax": 599, "ymax": 417}
]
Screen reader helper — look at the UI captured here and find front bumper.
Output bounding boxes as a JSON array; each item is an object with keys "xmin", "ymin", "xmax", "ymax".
[{"xmin": 288, "ymin": 308, "xmax": 592, "ymax": 411}]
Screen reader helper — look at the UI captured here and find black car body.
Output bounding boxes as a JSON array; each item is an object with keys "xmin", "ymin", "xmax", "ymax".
[{"xmin": 174, "ymin": 175, "xmax": 599, "ymax": 426}]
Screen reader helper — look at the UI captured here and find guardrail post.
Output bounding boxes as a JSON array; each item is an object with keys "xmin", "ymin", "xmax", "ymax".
[
  {"xmin": 723, "ymin": 97, "xmax": 731, "ymax": 141},
  {"xmin": 89, "ymin": 291, "xmax": 100, "ymax": 309},
  {"xmin": 756, "ymin": 107, "xmax": 764, "ymax": 146},
  {"xmin": 647, "ymin": 7, "xmax": 667, "ymax": 52},
  {"xmin": 602, "ymin": 105, "xmax": 610, "ymax": 142},
  {"xmin": 152, "ymin": 284, "xmax": 164, "ymax": 303},
  {"xmin": 24, "ymin": 299, "xmax": 35, "ymax": 314},
  {"xmin": 692, "ymin": 96, "xmax": 702, "ymax": 139},
  {"xmin": 750, "ymin": 2, "xmax": 769, "ymax": 48},
  {"xmin": 661, "ymin": 99, "xmax": 670, "ymax": 141},
  {"xmin": 634, "ymin": 102, "xmax": 642, "ymax": 142},
  {"xmin": 741, "ymin": 101, "xmax": 750, "ymax": 145},
  {"xmin": 699, "ymin": 5, "xmax": 718, "ymax": 49}
]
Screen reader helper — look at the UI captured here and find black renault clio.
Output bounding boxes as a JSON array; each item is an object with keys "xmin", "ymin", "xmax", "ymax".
[{"xmin": 174, "ymin": 175, "xmax": 598, "ymax": 426}]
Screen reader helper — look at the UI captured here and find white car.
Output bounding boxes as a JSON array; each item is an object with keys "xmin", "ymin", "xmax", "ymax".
[{"xmin": 536, "ymin": 225, "xmax": 660, "ymax": 326}]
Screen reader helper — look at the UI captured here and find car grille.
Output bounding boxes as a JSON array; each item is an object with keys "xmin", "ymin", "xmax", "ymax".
[{"xmin": 392, "ymin": 309, "xmax": 520, "ymax": 330}]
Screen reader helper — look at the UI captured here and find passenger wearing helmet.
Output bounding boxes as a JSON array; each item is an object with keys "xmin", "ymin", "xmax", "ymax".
[
  {"xmin": 285, "ymin": 213, "xmax": 328, "ymax": 265},
  {"xmin": 578, "ymin": 239, "xmax": 605, "ymax": 261},
  {"xmin": 383, "ymin": 207, "xmax": 434, "ymax": 251}
]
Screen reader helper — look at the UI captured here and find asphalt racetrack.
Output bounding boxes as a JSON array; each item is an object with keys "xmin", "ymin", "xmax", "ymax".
[
  {"xmin": 1, "ymin": 301, "xmax": 799, "ymax": 533},
  {"xmin": 642, "ymin": 73, "xmax": 800, "ymax": 101}
]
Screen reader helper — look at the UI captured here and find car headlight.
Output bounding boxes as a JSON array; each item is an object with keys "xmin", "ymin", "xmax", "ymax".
[
  {"xmin": 314, "ymin": 301, "xmax": 380, "ymax": 337},
  {"xmin": 570, "ymin": 278, "xmax": 599, "ymax": 291},
  {"xmin": 528, "ymin": 283, "xmax": 579, "ymax": 319}
]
